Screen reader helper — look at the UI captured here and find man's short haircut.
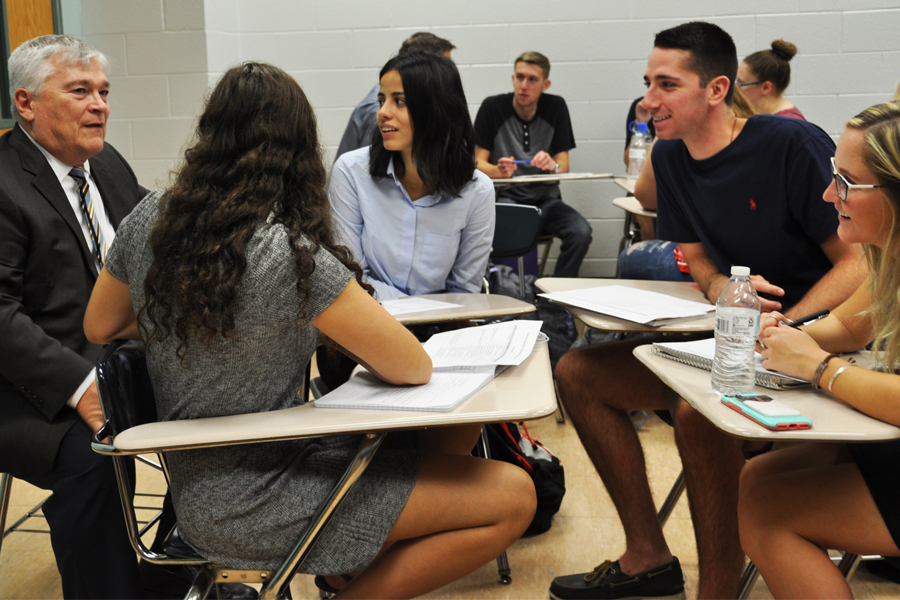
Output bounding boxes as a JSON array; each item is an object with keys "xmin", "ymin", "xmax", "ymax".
[
  {"xmin": 398, "ymin": 32, "xmax": 455, "ymax": 56},
  {"xmin": 514, "ymin": 51, "xmax": 550, "ymax": 79},
  {"xmin": 654, "ymin": 22, "xmax": 737, "ymax": 106},
  {"xmin": 8, "ymin": 34, "xmax": 109, "ymax": 121}
]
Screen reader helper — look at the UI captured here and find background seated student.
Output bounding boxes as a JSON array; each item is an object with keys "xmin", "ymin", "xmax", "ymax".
[
  {"xmin": 84, "ymin": 62, "xmax": 535, "ymax": 600},
  {"xmin": 737, "ymin": 39, "xmax": 805, "ymax": 120},
  {"xmin": 474, "ymin": 51, "xmax": 591, "ymax": 278},
  {"xmin": 334, "ymin": 31, "xmax": 455, "ymax": 163},
  {"xmin": 617, "ymin": 86, "xmax": 758, "ymax": 283},
  {"xmin": 324, "ymin": 51, "xmax": 495, "ymax": 389},
  {"xmin": 329, "ymin": 51, "xmax": 494, "ymax": 301},
  {"xmin": 740, "ymin": 101, "xmax": 900, "ymax": 600}
]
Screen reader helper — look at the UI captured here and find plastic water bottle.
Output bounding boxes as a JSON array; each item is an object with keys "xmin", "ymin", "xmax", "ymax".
[
  {"xmin": 711, "ymin": 266, "xmax": 761, "ymax": 396},
  {"xmin": 626, "ymin": 121, "xmax": 650, "ymax": 184}
]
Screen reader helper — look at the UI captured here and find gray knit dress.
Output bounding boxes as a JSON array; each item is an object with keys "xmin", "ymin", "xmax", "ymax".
[{"xmin": 105, "ymin": 190, "xmax": 423, "ymax": 574}]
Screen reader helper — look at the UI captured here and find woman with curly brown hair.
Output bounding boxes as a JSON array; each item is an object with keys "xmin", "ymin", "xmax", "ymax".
[{"xmin": 85, "ymin": 62, "xmax": 535, "ymax": 599}]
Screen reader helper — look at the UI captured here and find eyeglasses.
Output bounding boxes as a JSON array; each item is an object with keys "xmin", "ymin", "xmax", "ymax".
[
  {"xmin": 736, "ymin": 80, "xmax": 763, "ymax": 88},
  {"xmin": 830, "ymin": 157, "xmax": 882, "ymax": 202}
]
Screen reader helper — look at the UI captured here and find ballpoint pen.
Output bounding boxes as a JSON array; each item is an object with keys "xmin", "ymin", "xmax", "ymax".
[
  {"xmin": 786, "ymin": 309, "xmax": 830, "ymax": 328},
  {"xmin": 512, "ymin": 160, "xmax": 531, "ymax": 165}
]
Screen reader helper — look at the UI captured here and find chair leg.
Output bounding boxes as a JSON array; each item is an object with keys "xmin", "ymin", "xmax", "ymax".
[
  {"xmin": 837, "ymin": 552, "xmax": 862, "ymax": 580},
  {"xmin": 517, "ymin": 257, "xmax": 526, "ymax": 300},
  {"xmin": 736, "ymin": 561, "xmax": 760, "ymax": 600},
  {"xmin": 478, "ymin": 426, "xmax": 513, "ymax": 584},
  {"xmin": 259, "ymin": 433, "xmax": 387, "ymax": 600},
  {"xmin": 0, "ymin": 473, "xmax": 11, "ymax": 557},
  {"xmin": 656, "ymin": 469, "xmax": 685, "ymax": 528}
]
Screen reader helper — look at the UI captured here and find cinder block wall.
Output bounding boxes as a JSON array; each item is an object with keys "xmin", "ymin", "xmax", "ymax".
[{"xmin": 80, "ymin": 0, "xmax": 900, "ymax": 277}]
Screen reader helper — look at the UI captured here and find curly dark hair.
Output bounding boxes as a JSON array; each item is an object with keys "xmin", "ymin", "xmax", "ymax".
[{"xmin": 141, "ymin": 62, "xmax": 369, "ymax": 357}]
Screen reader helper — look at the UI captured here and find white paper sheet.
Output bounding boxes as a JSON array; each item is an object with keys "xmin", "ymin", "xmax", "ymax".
[
  {"xmin": 313, "ymin": 366, "xmax": 498, "ymax": 412},
  {"xmin": 422, "ymin": 320, "xmax": 543, "ymax": 368},
  {"xmin": 380, "ymin": 297, "xmax": 463, "ymax": 317},
  {"xmin": 539, "ymin": 285, "xmax": 713, "ymax": 326}
]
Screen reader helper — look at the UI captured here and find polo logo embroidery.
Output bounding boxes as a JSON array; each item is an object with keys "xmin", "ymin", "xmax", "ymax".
[{"xmin": 749, "ymin": 199, "xmax": 757, "ymax": 210}]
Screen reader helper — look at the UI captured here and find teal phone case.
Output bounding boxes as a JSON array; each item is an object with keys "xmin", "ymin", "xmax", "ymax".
[{"xmin": 721, "ymin": 395, "xmax": 813, "ymax": 430}]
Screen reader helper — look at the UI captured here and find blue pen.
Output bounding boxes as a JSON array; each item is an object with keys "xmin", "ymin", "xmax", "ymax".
[{"xmin": 512, "ymin": 160, "xmax": 531, "ymax": 165}]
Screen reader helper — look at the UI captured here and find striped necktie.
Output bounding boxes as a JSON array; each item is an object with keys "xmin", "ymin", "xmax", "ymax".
[{"xmin": 69, "ymin": 165, "xmax": 105, "ymax": 268}]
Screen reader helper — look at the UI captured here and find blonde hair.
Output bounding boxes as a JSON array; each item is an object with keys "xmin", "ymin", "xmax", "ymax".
[
  {"xmin": 845, "ymin": 101, "xmax": 900, "ymax": 367},
  {"xmin": 732, "ymin": 85, "xmax": 758, "ymax": 119}
]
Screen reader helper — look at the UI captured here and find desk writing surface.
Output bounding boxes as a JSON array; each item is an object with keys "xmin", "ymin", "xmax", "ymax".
[
  {"xmin": 492, "ymin": 172, "xmax": 613, "ymax": 185},
  {"xmin": 392, "ymin": 293, "xmax": 535, "ymax": 325},
  {"xmin": 633, "ymin": 345, "xmax": 900, "ymax": 442},
  {"xmin": 613, "ymin": 177, "xmax": 636, "ymax": 195},
  {"xmin": 612, "ymin": 196, "xmax": 656, "ymax": 219},
  {"xmin": 111, "ymin": 342, "xmax": 556, "ymax": 454},
  {"xmin": 534, "ymin": 278, "xmax": 714, "ymax": 333}
]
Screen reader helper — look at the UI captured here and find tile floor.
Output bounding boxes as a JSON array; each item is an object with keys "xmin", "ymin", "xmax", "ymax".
[{"xmin": 2, "ymin": 408, "xmax": 899, "ymax": 598}]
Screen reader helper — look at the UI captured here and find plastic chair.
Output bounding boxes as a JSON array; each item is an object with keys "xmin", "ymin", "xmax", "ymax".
[
  {"xmin": 491, "ymin": 204, "xmax": 543, "ymax": 300},
  {"xmin": 92, "ymin": 340, "xmax": 388, "ymax": 600}
]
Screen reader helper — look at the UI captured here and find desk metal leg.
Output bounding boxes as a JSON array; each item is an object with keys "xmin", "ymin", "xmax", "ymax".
[
  {"xmin": 837, "ymin": 552, "xmax": 862, "ymax": 580},
  {"xmin": 736, "ymin": 561, "xmax": 760, "ymax": 600},
  {"xmin": 656, "ymin": 470, "xmax": 685, "ymax": 528},
  {"xmin": 478, "ymin": 426, "xmax": 513, "ymax": 585}
]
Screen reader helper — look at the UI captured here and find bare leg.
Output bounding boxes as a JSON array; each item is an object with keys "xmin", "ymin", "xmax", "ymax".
[
  {"xmin": 739, "ymin": 442, "xmax": 900, "ymax": 599},
  {"xmin": 556, "ymin": 340, "xmax": 674, "ymax": 575},
  {"xmin": 334, "ymin": 453, "xmax": 536, "ymax": 599},
  {"xmin": 673, "ymin": 399, "xmax": 746, "ymax": 599},
  {"xmin": 419, "ymin": 424, "xmax": 483, "ymax": 456}
]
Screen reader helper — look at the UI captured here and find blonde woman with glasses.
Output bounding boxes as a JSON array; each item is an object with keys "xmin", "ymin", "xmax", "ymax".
[{"xmin": 740, "ymin": 101, "xmax": 900, "ymax": 599}]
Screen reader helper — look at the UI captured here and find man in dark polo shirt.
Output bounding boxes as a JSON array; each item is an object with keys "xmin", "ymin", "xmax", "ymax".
[{"xmin": 474, "ymin": 51, "xmax": 592, "ymax": 277}]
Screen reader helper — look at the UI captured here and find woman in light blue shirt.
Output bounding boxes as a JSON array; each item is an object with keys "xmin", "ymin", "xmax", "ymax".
[{"xmin": 329, "ymin": 51, "xmax": 495, "ymax": 300}]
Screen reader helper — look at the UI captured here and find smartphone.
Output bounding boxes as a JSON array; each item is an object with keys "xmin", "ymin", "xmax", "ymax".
[{"xmin": 721, "ymin": 393, "xmax": 812, "ymax": 431}]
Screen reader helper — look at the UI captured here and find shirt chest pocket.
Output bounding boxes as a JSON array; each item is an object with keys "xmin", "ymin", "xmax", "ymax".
[{"xmin": 416, "ymin": 231, "xmax": 462, "ymax": 291}]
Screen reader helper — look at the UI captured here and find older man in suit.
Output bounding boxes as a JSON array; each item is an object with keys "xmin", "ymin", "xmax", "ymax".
[{"xmin": 0, "ymin": 35, "xmax": 147, "ymax": 598}]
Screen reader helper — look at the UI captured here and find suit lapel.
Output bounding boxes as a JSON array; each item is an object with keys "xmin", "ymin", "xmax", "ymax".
[{"xmin": 10, "ymin": 126, "xmax": 99, "ymax": 275}]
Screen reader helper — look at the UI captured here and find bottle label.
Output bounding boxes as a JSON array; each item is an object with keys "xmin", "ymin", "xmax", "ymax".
[
  {"xmin": 629, "ymin": 148, "xmax": 646, "ymax": 161},
  {"xmin": 715, "ymin": 307, "xmax": 759, "ymax": 336}
]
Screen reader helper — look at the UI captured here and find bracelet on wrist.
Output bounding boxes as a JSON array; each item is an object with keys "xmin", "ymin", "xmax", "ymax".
[
  {"xmin": 828, "ymin": 364, "xmax": 854, "ymax": 393},
  {"xmin": 811, "ymin": 354, "xmax": 839, "ymax": 389}
]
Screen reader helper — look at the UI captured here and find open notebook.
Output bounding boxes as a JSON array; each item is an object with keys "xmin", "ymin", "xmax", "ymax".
[
  {"xmin": 314, "ymin": 320, "xmax": 543, "ymax": 412},
  {"xmin": 651, "ymin": 338, "xmax": 808, "ymax": 390}
]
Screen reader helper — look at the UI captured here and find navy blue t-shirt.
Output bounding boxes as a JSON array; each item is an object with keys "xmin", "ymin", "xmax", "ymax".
[{"xmin": 654, "ymin": 114, "xmax": 837, "ymax": 310}]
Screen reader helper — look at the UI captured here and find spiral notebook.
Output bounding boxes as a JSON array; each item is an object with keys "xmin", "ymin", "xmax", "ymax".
[{"xmin": 651, "ymin": 338, "xmax": 808, "ymax": 390}]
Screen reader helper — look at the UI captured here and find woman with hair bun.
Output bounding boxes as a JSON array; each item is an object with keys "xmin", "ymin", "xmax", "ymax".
[{"xmin": 738, "ymin": 39, "xmax": 805, "ymax": 120}]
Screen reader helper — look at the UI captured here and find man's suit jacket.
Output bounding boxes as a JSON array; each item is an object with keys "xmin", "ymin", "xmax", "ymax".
[{"xmin": 0, "ymin": 124, "xmax": 147, "ymax": 477}]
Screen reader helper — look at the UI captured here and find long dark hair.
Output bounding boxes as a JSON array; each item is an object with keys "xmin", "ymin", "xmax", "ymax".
[
  {"xmin": 141, "ymin": 62, "xmax": 368, "ymax": 357},
  {"xmin": 368, "ymin": 51, "xmax": 476, "ymax": 197}
]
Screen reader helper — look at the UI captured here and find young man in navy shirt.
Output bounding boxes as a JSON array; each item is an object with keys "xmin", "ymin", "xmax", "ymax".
[
  {"xmin": 549, "ymin": 22, "xmax": 864, "ymax": 600},
  {"xmin": 474, "ymin": 52, "xmax": 592, "ymax": 277}
]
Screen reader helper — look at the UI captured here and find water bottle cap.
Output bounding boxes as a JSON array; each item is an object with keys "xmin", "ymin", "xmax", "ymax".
[
  {"xmin": 636, "ymin": 122, "xmax": 649, "ymax": 134},
  {"xmin": 730, "ymin": 266, "xmax": 751, "ymax": 276}
]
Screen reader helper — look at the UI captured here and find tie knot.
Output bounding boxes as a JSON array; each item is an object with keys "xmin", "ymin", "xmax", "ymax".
[{"xmin": 69, "ymin": 165, "xmax": 86, "ymax": 181}]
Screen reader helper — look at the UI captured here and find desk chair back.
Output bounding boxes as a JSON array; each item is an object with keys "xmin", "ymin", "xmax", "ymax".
[
  {"xmin": 95, "ymin": 340, "xmax": 157, "ymax": 439},
  {"xmin": 491, "ymin": 204, "xmax": 543, "ymax": 299}
]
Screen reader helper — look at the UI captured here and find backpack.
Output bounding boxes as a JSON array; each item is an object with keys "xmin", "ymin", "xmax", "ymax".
[{"xmin": 483, "ymin": 421, "xmax": 566, "ymax": 536}]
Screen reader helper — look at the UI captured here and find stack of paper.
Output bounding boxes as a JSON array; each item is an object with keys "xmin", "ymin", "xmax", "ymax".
[
  {"xmin": 314, "ymin": 320, "xmax": 543, "ymax": 412},
  {"xmin": 539, "ymin": 285, "xmax": 713, "ymax": 326}
]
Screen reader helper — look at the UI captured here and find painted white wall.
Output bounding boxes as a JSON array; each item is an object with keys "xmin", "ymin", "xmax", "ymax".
[{"xmin": 80, "ymin": 0, "xmax": 900, "ymax": 277}]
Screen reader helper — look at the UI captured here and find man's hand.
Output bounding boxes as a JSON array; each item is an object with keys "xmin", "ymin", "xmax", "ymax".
[
  {"xmin": 76, "ymin": 382, "xmax": 105, "ymax": 433},
  {"xmin": 749, "ymin": 275, "xmax": 784, "ymax": 312},
  {"xmin": 530, "ymin": 150, "xmax": 557, "ymax": 172},
  {"xmin": 497, "ymin": 156, "xmax": 517, "ymax": 178}
]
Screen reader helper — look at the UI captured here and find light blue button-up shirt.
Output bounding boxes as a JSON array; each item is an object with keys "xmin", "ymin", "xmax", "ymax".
[{"xmin": 329, "ymin": 148, "xmax": 495, "ymax": 300}]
